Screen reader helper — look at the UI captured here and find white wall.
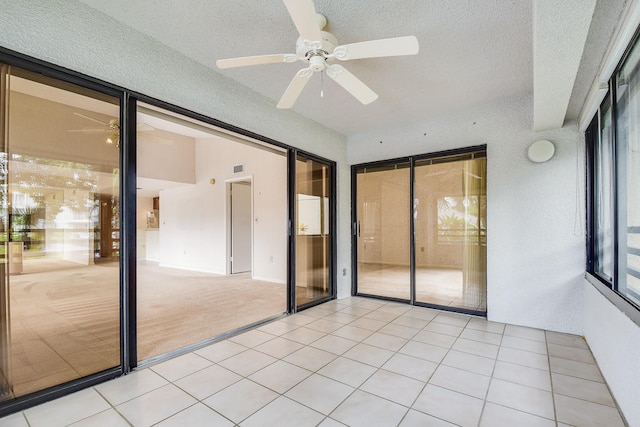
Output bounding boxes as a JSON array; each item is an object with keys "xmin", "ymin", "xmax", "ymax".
[
  {"xmin": 349, "ymin": 95, "xmax": 585, "ymax": 334},
  {"xmin": 158, "ymin": 137, "xmax": 287, "ymax": 282},
  {"xmin": 137, "ymin": 134, "xmax": 195, "ymax": 184},
  {"xmin": 0, "ymin": 0, "xmax": 351, "ymax": 296},
  {"xmin": 584, "ymin": 283, "xmax": 640, "ymax": 427}
]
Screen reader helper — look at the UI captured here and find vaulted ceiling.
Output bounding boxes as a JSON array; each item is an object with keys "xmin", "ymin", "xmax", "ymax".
[{"xmin": 76, "ymin": 0, "xmax": 626, "ymax": 137}]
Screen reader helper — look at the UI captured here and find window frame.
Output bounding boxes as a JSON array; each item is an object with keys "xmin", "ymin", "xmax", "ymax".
[{"xmin": 585, "ymin": 25, "xmax": 640, "ymax": 317}]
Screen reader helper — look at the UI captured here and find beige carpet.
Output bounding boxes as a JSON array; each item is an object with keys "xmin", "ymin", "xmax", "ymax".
[
  {"xmin": 4, "ymin": 258, "xmax": 285, "ymax": 398},
  {"xmin": 137, "ymin": 261, "xmax": 286, "ymax": 360}
]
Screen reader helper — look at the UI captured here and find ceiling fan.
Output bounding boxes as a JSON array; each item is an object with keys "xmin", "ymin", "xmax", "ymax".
[
  {"xmin": 70, "ymin": 113, "xmax": 172, "ymax": 147},
  {"xmin": 216, "ymin": 0, "xmax": 419, "ymax": 109}
]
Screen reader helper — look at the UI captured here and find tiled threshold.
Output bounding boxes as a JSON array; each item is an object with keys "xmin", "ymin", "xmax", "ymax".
[{"xmin": 0, "ymin": 297, "xmax": 627, "ymax": 427}]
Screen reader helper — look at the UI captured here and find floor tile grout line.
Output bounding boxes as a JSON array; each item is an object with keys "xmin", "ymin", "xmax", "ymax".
[
  {"xmin": 90, "ymin": 386, "xmax": 135, "ymax": 427},
  {"xmin": 475, "ymin": 321, "xmax": 505, "ymax": 427},
  {"xmin": 198, "ymin": 377, "xmax": 282, "ymax": 426},
  {"xmin": 231, "ymin": 303, "xmax": 540, "ymax": 425},
  {"xmin": 5, "ymin": 297, "xmax": 626, "ymax": 426},
  {"xmin": 321, "ymin": 312, "xmax": 418, "ymax": 424},
  {"xmin": 315, "ymin": 307, "xmax": 425, "ymax": 419},
  {"xmin": 241, "ymin": 319, "xmax": 369, "ymax": 425},
  {"xmin": 225, "ymin": 305, "xmax": 373, "ymax": 423},
  {"xmin": 546, "ymin": 332, "xmax": 561, "ymax": 426}
]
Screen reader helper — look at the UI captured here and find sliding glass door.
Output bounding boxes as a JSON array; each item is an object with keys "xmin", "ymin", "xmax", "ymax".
[
  {"xmin": 135, "ymin": 103, "xmax": 288, "ymax": 362},
  {"xmin": 414, "ymin": 155, "xmax": 487, "ymax": 311},
  {"xmin": 353, "ymin": 148, "xmax": 487, "ymax": 314},
  {"xmin": 355, "ymin": 162, "xmax": 411, "ymax": 301},
  {"xmin": 0, "ymin": 48, "xmax": 339, "ymax": 415},
  {"xmin": 0, "ymin": 65, "xmax": 121, "ymax": 400},
  {"xmin": 294, "ymin": 154, "xmax": 334, "ymax": 308}
]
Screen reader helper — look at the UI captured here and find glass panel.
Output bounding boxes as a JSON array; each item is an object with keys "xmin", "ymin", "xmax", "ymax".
[
  {"xmin": 616, "ymin": 39, "xmax": 640, "ymax": 306},
  {"xmin": 414, "ymin": 156, "xmax": 487, "ymax": 311},
  {"xmin": 594, "ymin": 96, "xmax": 614, "ymax": 282},
  {"xmin": 356, "ymin": 163, "xmax": 410, "ymax": 300},
  {"xmin": 1, "ymin": 67, "xmax": 120, "ymax": 400},
  {"xmin": 136, "ymin": 104, "xmax": 287, "ymax": 361},
  {"xmin": 295, "ymin": 156, "xmax": 331, "ymax": 307}
]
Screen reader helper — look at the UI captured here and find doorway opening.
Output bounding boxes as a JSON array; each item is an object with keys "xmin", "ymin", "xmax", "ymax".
[{"xmin": 227, "ymin": 179, "xmax": 252, "ymax": 275}]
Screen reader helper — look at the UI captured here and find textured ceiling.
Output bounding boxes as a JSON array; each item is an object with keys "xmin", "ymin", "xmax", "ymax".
[{"xmin": 73, "ymin": 0, "xmax": 619, "ymax": 138}]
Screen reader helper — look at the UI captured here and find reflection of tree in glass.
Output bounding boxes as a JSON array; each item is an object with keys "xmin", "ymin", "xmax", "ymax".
[
  {"xmin": 0, "ymin": 153, "xmax": 109, "ymax": 250},
  {"xmin": 437, "ymin": 196, "xmax": 486, "ymax": 244}
]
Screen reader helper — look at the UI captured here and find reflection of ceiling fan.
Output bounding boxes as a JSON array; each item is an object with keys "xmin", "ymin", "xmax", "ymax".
[
  {"xmin": 216, "ymin": 0, "xmax": 419, "ymax": 108},
  {"xmin": 70, "ymin": 113, "xmax": 173, "ymax": 147}
]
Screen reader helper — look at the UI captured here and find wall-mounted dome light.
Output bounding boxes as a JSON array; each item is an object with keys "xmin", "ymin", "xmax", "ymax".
[{"xmin": 527, "ymin": 139, "xmax": 555, "ymax": 163}]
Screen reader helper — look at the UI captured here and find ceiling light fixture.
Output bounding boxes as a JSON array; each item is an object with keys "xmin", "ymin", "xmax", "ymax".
[
  {"xmin": 106, "ymin": 119, "xmax": 120, "ymax": 148},
  {"xmin": 527, "ymin": 139, "xmax": 555, "ymax": 163}
]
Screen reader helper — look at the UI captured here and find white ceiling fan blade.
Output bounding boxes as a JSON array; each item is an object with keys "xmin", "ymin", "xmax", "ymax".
[
  {"xmin": 73, "ymin": 112, "xmax": 109, "ymax": 126},
  {"xmin": 282, "ymin": 0, "xmax": 322, "ymax": 43},
  {"xmin": 216, "ymin": 54, "xmax": 296, "ymax": 69},
  {"xmin": 277, "ymin": 68, "xmax": 313, "ymax": 109},
  {"xmin": 326, "ymin": 65, "xmax": 378, "ymax": 105},
  {"xmin": 333, "ymin": 36, "xmax": 419, "ymax": 61}
]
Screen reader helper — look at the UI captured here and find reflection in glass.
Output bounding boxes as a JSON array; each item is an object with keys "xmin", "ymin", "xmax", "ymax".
[
  {"xmin": 136, "ymin": 104, "xmax": 288, "ymax": 361},
  {"xmin": 1, "ymin": 66, "xmax": 120, "ymax": 400},
  {"xmin": 355, "ymin": 163, "xmax": 411, "ymax": 300},
  {"xmin": 295, "ymin": 156, "xmax": 331, "ymax": 307},
  {"xmin": 595, "ymin": 97, "xmax": 614, "ymax": 282},
  {"xmin": 414, "ymin": 156, "xmax": 486, "ymax": 311},
  {"xmin": 616, "ymin": 42, "xmax": 640, "ymax": 305}
]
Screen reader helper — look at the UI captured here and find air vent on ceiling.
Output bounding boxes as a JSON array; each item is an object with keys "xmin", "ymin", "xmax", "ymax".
[{"xmin": 233, "ymin": 164, "xmax": 244, "ymax": 174}]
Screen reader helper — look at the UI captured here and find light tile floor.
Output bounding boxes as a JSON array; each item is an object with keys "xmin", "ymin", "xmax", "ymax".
[{"xmin": 0, "ymin": 297, "xmax": 628, "ymax": 427}]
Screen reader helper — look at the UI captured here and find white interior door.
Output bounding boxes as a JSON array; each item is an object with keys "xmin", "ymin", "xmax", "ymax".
[{"xmin": 231, "ymin": 181, "xmax": 252, "ymax": 274}]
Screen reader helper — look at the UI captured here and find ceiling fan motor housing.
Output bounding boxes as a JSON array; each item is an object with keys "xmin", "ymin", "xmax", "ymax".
[{"xmin": 296, "ymin": 30, "xmax": 338, "ymax": 69}]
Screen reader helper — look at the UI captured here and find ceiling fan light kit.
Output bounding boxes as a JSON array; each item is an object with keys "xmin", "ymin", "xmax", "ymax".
[{"xmin": 216, "ymin": 0, "xmax": 419, "ymax": 109}]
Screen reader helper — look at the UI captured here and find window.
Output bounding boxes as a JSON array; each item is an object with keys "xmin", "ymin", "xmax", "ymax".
[
  {"xmin": 593, "ymin": 96, "xmax": 614, "ymax": 283},
  {"xmin": 587, "ymin": 29, "xmax": 640, "ymax": 309}
]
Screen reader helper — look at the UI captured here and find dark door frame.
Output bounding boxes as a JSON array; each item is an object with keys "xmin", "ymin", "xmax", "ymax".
[
  {"xmin": 351, "ymin": 145, "xmax": 488, "ymax": 317},
  {"xmin": 0, "ymin": 45, "xmax": 338, "ymax": 417}
]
